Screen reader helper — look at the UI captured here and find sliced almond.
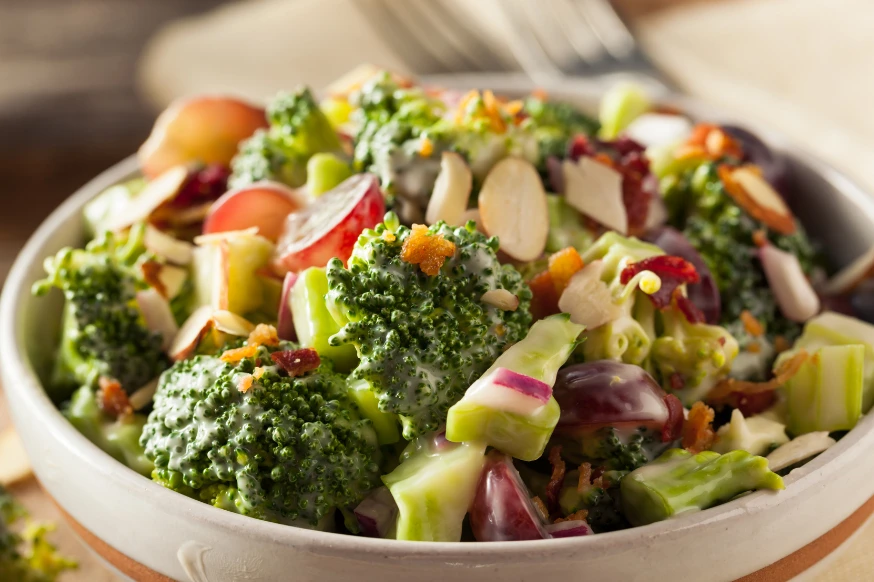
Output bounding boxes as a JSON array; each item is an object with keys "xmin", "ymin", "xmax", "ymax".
[
  {"xmin": 719, "ymin": 165, "xmax": 795, "ymax": 235},
  {"xmin": 624, "ymin": 113, "xmax": 693, "ymax": 148},
  {"xmin": 212, "ymin": 310, "xmax": 256, "ymax": 336},
  {"xmin": 478, "ymin": 157, "xmax": 548, "ymax": 262},
  {"xmin": 820, "ymin": 246, "xmax": 874, "ymax": 295},
  {"xmin": 158, "ymin": 263, "xmax": 188, "ymax": 300},
  {"xmin": 563, "ymin": 157, "xmax": 628, "ymax": 234},
  {"xmin": 767, "ymin": 431, "xmax": 835, "ymax": 472},
  {"xmin": 481, "ymin": 289, "xmax": 519, "ymax": 311},
  {"xmin": 193, "ymin": 227, "xmax": 260, "ymax": 246},
  {"xmin": 426, "ymin": 152, "xmax": 473, "ymax": 226},
  {"xmin": 129, "ymin": 377, "xmax": 160, "ymax": 411},
  {"xmin": 145, "ymin": 225, "xmax": 194, "ymax": 265},
  {"xmin": 136, "ymin": 289, "xmax": 179, "ymax": 351},
  {"xmin": 107, "ymin": 165, "xmax": 188, "ymax": 232},
  {"xmin": 168, "ymin": 305, "xmax": 214, "ymax": 360},
  {"xmin": 760, "ymin": 244, "xmax": 820, "ymax": 322},
  {"xmin": 558, "ymin": 260, "xmax": 620, "ymax": 329},
  {"xmin": 0, "ymin": 427, "xmax": 31, "ymax": 486},
  {"xmin": 458, "ymin": 208, "xmax": 484, "ymax": 231}
]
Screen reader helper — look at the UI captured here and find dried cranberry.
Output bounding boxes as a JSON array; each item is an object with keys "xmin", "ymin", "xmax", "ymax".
[{"xmin": 620, "ymin": 255, "xmax": 700, "ymax": 309}]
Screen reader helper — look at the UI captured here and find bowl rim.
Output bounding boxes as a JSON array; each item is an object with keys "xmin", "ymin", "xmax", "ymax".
[{"xmin": 4, "ymin": 82, "xmax": 874, "ymax": 561}]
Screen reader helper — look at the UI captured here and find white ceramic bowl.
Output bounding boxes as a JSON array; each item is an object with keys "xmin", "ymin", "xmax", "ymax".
[{"xmin": 4, "ymin": 82, "xmax": 874, "ymax": 582}]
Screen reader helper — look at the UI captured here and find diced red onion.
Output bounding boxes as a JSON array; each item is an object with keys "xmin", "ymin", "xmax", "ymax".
[
  {"xmin": 464, "ymin": 367, "xmax": 552, "ymax": 415},
  {"xmin": 354, "ymin": 487, "xmax": 398, "ymax": 538},
  {"xmin": 545, "ymin": 520, "xmax": 593, "ymax": 538},
  {"xmin": 277, "ymin": 271, "xmax": 299, "ymax": 341}
]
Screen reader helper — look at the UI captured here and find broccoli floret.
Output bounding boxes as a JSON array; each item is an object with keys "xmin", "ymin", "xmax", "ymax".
[
  {"xmin": 557, "ymin": 469, "xmax": 629, "ymax": 532},
  {"xmin": 326, "ymin": 215, "xmax": 533, "ymax": 439},
  {"xmin": 140, "ymin": 342, "xmax": 382, "ymax": 528},
  {"xmin": 32, "ymin": 225, "xmax": 168, "ymax": 401},
  {"xmin": 665, "ymin": 161, "xmax": 820, "ymax": 343},
  {"xmin": 230, "ymin": 88, "xmax": 343, "ymax": 189},
  {"xmin": 522, "ymin": 96, "xmax": 600, "ymax": 162},
  {"xmin": 0, "ymin": 486, "xmax": 76, "ymax": 582}
]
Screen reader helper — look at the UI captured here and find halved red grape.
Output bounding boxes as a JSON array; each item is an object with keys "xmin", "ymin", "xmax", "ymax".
[{"xmin": 469, "ymin": 452, "xmax": 547, "ymax": 542}]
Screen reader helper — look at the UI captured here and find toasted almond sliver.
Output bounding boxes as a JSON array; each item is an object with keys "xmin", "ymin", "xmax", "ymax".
[
  {"xmin": 481, "ymin": 289, "xmax": 520, "ymax": 311},
  {"xmin": 129, "ymin": 378, "xmax": 160, "ymax": 411},
  {"xmin": 819, "ymin": 246, "xmax": 874, "ymax": 296},
  {"xmin": 144, "ymin": 225, "xmax": 194, "ymax": 265},
  {"xmin": 108, "ymin": 166, "xmax": 188, "ymax": 232},
  {"xmin": 193, "ymin": 227, "xmax": 261, "ymax": 246},
  {"xmin": 563, "ymin": 157, "xmax": 628, "ymax": 235},
  {"xmin": 168, "ymin": 305, "xmax": 214, "ymax": 361},
  {"xmin": 0, "ymin": 427, "xmax": 32, "ymax": 486},
  {"xmin": 212, "ymin": 310, "xmax": 256, "ymax": 337},
  {"xmin": 719, "ymin": 165, "xmax": 795, "ymax": 235},
  {"xmin": 426, "ymin": 152, "xmax": 473, "ymax": 227}
]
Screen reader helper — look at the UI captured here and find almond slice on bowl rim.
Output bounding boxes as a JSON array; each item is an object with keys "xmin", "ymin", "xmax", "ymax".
[
  {"xmin": 819, "ymin": 246, "xmax": 874, "ymax": 295},
  {"xmin": 562, "ymin": 156, "xmax": 628, "ymax": 234},
  {"xmin": 478, "ymin": 157, "xmax": 548, "ymax": 262},
  {"xmin": 426, "ymin": 152, "xmax": 473, "ymax": 226},
  {"xmin": 107, "ymin": 165, "xmax": 189, "ymax": 232},
  {"xmin": 0, "ymin": 427, "xmax": 31, "ymax": 486},
  {"xmin": 718, "ymin": 164, "xmax": 795, "ymax": 235}
]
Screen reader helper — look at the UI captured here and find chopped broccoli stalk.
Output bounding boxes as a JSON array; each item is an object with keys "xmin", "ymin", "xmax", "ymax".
[
  {"xmin": 598, "ymin": 83, "xmax": 650, "ymax": 140},
  {"xmin": 348, "ymin": 378, "xmax": 400, "ymax": 445},
  {"xmin": 307, "ymin": 152, "xmax": 353, "ymax": 197},
  {"xmin": 522, "ymin": 96, "xmax": 599, "ymax": 163},
  {"xmin": 0, "ymin": 486, "xmax": 77, "ymax": 582},
  {"xmin": 191, "ymin": 231, "xmax": 274, "ymax": 316},
  {"xmin": 64, "ymin": 385, "xmax": 154, "ymax": 476},
  {"xmin": 141, "ymin": 342, "xmax": 381, "ymax": 528},
  {"xmin": 83, "ymin": 178, "xmax": 146, "ymax": 237},
  {"xmin": 620, "ymin": 448, "xmax": 784, "ymax": 526},
  {"xmin": 326, "ymin": 215, "xmax": 532, "ymax": 439},
  {"xmin": 545, "ymin": 195, "xmax": 593, "ymax": 253},
  {"xmin": 230, "ymin": 88, "xmax": 343, "ymax": 189},
  {"xmin": 712, "ymin": 409, "xmax": 789, "ymax": 456},
  {"xmin": 381, "ymin": 438, "xmax": 486, "ymax": 541},
  {"xmin": 290, "ymin": 267, "xmax": 358, "ymax": 372},
  {"xmin": 446, "ymin": 314, "xmax": 583, "ymax": 460},
  {"xmin": 32, "ymin": 226, "xmax": 168, "ymax": 400},
  {"xmin": 780, "ymin": 345, "xmax": 865, "ymax": 435},
  {"xmin": 791, "ymin": 311, "xmax": 874, "ymax": 412}
]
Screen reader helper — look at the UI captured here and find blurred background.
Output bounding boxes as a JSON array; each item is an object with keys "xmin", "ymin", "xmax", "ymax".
[{"xmin": 1, "ymin": 0, "xmax": 873, "ymax": 579}]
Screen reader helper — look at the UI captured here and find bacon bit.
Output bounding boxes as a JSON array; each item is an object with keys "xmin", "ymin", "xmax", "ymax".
[
  {"xmin": 382, "ymin": 231, "xmax": 396, "ymax": 243},
  {"xmin": 723, "ymin": 390, "xmax": 777, "ymax": 417},
  {"xmin": 221, "ymin": 344, "xmax": 259, "ymax": 363},
  {"xmin": 747, "ymin": 342, "xmax": 762, "ymax": 354},
  {"xmin": 546, "ymin": 445, "xmax": 566, "ymax": 514},
  {"xmin": 620, "ymin": 255, "xmax": 700, "ymax": 309},
  {"xmin": 528, "ymin": 270, "xmax": 561, "ymax": 320},
  {"xmin": 752, "ymin": 230, "xmax": 769, "ymax": 248},
  {"xmin": 682, "ymin": 401, "xmax": 716, "ymax": 453},
  {"xmin": 401, "ymin": 224, "xmax": 456, "ymax": 276},
  {"xmin": 237, "ymin": 374, "xmax": 254, "ymax": 393},
  {"xmin": 577, "ymin": 462, "xmax": 593, "ymax": 493},
  {"xmin": 253, "ymin": 367, "xmax": 266, "ymax": 380},
  {"xmin": 248, "ymin": 323, "xmax": 279, "ymax": 347},
  {"xmin": 662, "ymin": 394, "xmax": 685, "ymax": 442},
  {"xmin": 97, "ymin": 377, "xmax": 132, "ymax": 419},
  {"xmin": 271, "ymin": 348, "xmax": 321, "ymax": 377},
  {"xmin": 707, "ymin": 349, "xmax": 809, "ymax": 404},
  {"xmin": 675, "ymin": 291, "xmax": 707, "ymax": 324},
  {"xmin": 774, "ymin": 335, "xmax": 791, "ymax": 353},
  {"xmin": 531, "ymin": 496, "xmax": 550, "ymax": 522},
  {"xmin": 548, "ymin": 247, "xmax": 585, "ymax": 295},
  {"xmin": 741, "ymin": 310, "xmax": 765, "ymax": 337},
  {"xmin": 684, "ymin": 123, "xmax": 743, "ymax": 160},
  {"xmin": 419, "ymin": 136, "xmax": 434, "ymax": 157},
  {"xmin": 554, "ymin": 509, "xmax": 589, "ymax": 524},
  {"xmin": 718, "ymin": 165, "xmax": 796, "ymax": 235},
  {"xmin": 140, "ymin": 261, "xmax": 168, "ymax": 297}
]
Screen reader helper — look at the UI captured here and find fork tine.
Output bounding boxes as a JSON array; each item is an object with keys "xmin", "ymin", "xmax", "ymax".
[
  {"xmin": 400, "ymin": 0, "xmax": 480, "ymax": 72},
  {"xmin": 548, "ymin": 0, "xmax": 606, "ymax": 66},
  {"xmin": 354, "ymin": 0, "xmax": 448, "ymax": 74},
  {"xmin": 389, "ymin": 1, "xmax": 474, "ymax": 72},
  {"xmin": 501, "ymin": 0, "xmax": 565, "ymax": 82},
  {"xmin": 573, "ymin": 0, "xmax": 637, "ymax": 60},
  {"xmin": 416, "ymin": 0, "xmax": 508, "ymax": 72}
]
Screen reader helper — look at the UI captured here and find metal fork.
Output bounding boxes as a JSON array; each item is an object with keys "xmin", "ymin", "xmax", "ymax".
[
  {"xmin": 354, "ymin": 0, "xmax": 514, "ymax": 74},
  {"xmin": 501, "ymin": 0, "xmax": 673, "ymax": 89}
]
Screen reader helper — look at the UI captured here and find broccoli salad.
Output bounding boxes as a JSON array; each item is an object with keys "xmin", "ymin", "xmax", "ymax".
[{"xmin": 32, "ymin": 67, "xmax": 874, "ymax": 541}]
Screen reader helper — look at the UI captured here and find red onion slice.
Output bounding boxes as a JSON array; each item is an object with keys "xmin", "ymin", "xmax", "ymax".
[
  {"xmin": 545, "ymin": 520, "xmax": 593, "ymax": 538},
  {"xmin": 463, "ymin": 367, "xmax": 552, "ymax": 415}
]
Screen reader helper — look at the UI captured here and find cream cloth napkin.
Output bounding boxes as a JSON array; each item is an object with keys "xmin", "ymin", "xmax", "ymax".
[{"xmin": 137, "ymin": 1, "xmax": 874, "ymax": 580}]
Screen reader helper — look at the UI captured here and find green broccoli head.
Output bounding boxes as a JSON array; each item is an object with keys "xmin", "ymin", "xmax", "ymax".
[
  {"xmin": 326, "ymin": 215, "xmax": 533, "ymax": 439},
  {"xmin": 230, "ymin": 87, "xmax": 343, "ymax": 189},
  {"xmin": 0, "ymin": 486, "xmax": 77, "ymax": 582},
  {"xmin": 141, "ymin": 342, "xmax": 382, "ymax": 528},
  {"xmin": 32, "ymin": 225, "xmax": 168, "ymax": 401}
]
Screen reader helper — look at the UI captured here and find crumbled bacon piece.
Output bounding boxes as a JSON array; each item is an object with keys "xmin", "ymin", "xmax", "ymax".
[
  {"xmin": 682, "ymin": 401, "xmax": 715, "ymax": 454},
  {"xmin": 531, "ymin": 496, "xmax": 550, "ymax": 522},
  {"xmin": 752, "ymin": 230, "xmax": 769, "ymax": 248},
  {"xmin": 401, "ymin": 224, "xmax": 456, "ymax": 276},
  {"xmin": 675, "ymin": 291, "xmax": 707, "ymax": 324},
  {"xmin": 722, "ymin": 390, "xmax": 777, "ymax": 417},
  {"xmin": 662, "ymin": 394, "xmax": 685, "ymax": 442},
  {"xmin": 248, "ymin": 323, "xmax": 279, "ymax": 347},
  {"xmin": 528, "ymin": 271, "xmax": 561, "ymax": 320},
  {"xmin": 97, "ymin": 377, "xmax": 132, "ymax": 419},
  {"xmin": 774, "ymin": 335, "xmax": 791, "ymax": 353},
  {"xmin": 741, "ymin": 310, "xmax": 764, "ymax": 337},
  {"xmin": 548, "ymin": 247, "xmax": 585, "ymax": 295},
  {"xmin": 707, "ymin": 350, "xmax": 809, "ymax": 404},
  {"xmin": 577, "ymin": 462, "xmax": 593, "ymax": 493},
  {"xmin": 682, "ymin": 123, "xmax": 743, "ymax": 160},
  {"xmin": 271, "ymin": 348, "xmax": 321, "ymax": 378},
  {"xmin": 140, "ymin": 261, "xmax": 168, "ymax": 297},
  {"xmin": 237, "ymin": 374, "xmax": 254, "ymax": 393},
  {"xmin": 221, "ymin": 344, "xmax": 259, "ymax": 363},
  {"xmin": 620, "ymin": 255, "xmax": 700, "ymax": 309},
  {"xmin": 554, "ymin": 509, "xmax": 589, "ymax": 524},
  {"xmin": 747, "ymin": 342, "xmax": 762, "ymax": 354},
  {"xmin": 546, "ymin": 445, "xmax": 566, "ymax": 514}
]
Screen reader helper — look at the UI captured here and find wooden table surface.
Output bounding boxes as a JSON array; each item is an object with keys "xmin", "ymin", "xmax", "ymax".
[{"xmin": 0, "ymin": 1, "xmax": 698, "ymax": 580}]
